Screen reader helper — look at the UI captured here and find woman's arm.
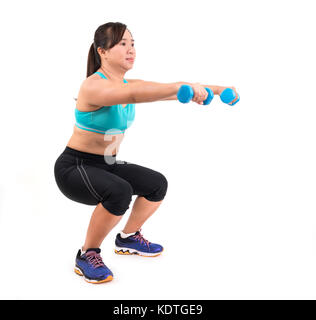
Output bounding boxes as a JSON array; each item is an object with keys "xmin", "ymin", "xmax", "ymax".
[
  {"xmin": 81, "ymin": 78, "xmax": 181, "ymax": 107},
  {"xmin": 126, "ymin": 79, "xmax": 179, "ymax": 101},
  {"xmin": 125, "ymin": 79, "xmax": 227, "ymax": 101}
]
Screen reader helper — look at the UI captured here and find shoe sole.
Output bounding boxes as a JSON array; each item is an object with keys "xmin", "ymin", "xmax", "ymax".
[
  {"xmin": 114, "ymin": 246, "xmax": 163, "ymax": 257},
  {"xmin": 74, "ymin": 266, "xmax": 113, "ymax": 284}
]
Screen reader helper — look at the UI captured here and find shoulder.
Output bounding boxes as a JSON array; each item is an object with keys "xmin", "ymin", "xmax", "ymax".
[
  {"xmin": 80, "ymin": 74, "xmax": 109, "ymax": 92},
  {"xmin": 83, "ymin": 73, "xmax": 104, "ymax": 85},
  {"xmin": 77, "ymin": 75, "xmax": 108, "ymax": 108}
]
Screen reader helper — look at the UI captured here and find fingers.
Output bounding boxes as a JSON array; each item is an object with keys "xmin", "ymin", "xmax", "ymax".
[
  {"xmin": 192, "ymin": 83, "xmax": 209, "ymax": 104},
  {"xmin": 228, "ymin": 86, "xmax": 238, "ymax": 105}
]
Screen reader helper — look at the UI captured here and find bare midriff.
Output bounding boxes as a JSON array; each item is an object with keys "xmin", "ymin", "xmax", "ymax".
[
  {"xmin": 66, "ymin": 124, "xmax": 125, "ymax": 156},
  {"xmin": 66, "ymin": 75, "xmax": 128, "ymax": 156}
]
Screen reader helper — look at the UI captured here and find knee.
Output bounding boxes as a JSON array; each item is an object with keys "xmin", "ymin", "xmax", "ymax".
[
  {"xmin": 144, "ymin": 173, "xmax": 168, "ymax": 202},
  {"xmin": 101, "ymin": 181, "xmax": 133, "ymax": 216}
]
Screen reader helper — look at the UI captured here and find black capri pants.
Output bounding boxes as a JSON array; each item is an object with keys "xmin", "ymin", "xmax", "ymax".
[{"xmin": 54, "ymin": 146, "xmax": 168, "ymax": 216}]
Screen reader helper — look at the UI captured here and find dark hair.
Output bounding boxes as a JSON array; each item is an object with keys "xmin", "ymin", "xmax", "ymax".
[{"xmin": 87, "ymin": 22, "xmax": 128, "ymax": 77}]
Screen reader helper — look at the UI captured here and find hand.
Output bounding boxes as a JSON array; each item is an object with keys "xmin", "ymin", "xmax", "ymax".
[
  {"xmin": 191, "ymin": 82, "xmax": 209, "ymax": 105},
  {"xmin": 218, "ymin": 86, "xmax": 239, "ymax": 105}
]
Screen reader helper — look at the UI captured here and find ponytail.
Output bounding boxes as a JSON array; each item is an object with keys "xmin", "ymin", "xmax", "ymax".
[{"xmin": 86, "ymin": 43, "xmax": 101, "ymax": 77}]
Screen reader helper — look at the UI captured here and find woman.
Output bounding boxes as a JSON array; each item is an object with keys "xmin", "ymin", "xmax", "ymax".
[{"xmin": 54, "ymin": 22, "xmax": 238, "ymax": 284}]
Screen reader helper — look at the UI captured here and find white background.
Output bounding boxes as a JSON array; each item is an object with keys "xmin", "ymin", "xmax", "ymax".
[{"xmin": 0, "ymin": 0, "xmax": 315, "ymax": 299}]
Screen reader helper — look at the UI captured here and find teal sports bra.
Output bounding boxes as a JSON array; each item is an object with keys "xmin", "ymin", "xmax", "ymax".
[{"xmin": 75, "ymin": 71, "xmax": 135, "ymax": 135}]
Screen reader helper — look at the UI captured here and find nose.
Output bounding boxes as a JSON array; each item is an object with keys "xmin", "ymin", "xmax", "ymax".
[{"xmin": 128, "ymin": 47, "xmax": 135, "ymax": 54}]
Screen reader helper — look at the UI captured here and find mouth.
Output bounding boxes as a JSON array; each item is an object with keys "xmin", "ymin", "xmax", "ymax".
[{"xmin": 126, "ymin": 58, "xmax": 135, "ymax": 62}]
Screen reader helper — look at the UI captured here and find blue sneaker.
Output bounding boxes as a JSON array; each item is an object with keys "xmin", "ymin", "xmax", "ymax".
[
  {"xmin": 114, "ymin": 229, "xmax": 164, "ymax": 257},
  {"xmin": 74, "ymin": 248, "xmax": 113, "ymax": 284}
]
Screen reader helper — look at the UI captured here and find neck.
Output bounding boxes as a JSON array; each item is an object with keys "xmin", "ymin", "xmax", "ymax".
[{"xmin": 99, "ymin": 64, "xmax": 126, "ymax": 82}]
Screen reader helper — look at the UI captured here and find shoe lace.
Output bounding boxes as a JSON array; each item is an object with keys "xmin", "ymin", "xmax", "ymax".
[
  {"xmin": 86, "ymin": 252, "xmax": 105, "ymax": 268},
  {"xmin": 132, "ymin": 228, "xmax": 151, "ymax": 249}
]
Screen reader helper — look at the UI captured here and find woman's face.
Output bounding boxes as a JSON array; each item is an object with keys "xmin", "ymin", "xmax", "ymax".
[{"xmin": 101, "ymin": 29, "xmax": 136, "ymax": 71}]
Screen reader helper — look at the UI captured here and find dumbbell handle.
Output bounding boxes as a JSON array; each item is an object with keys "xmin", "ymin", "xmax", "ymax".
[{"xmin": 177, "ymin": 85, "xmax": 214, "ymax": 105}]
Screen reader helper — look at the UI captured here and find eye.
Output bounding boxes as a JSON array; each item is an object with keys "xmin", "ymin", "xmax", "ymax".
[{"xmin": 121, "ymin": 42, "xmax": 135, "ymax": 47}]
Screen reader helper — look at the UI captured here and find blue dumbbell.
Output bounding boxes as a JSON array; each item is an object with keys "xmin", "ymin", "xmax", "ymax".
[
  {"xmin": 220, "ymin": 88, "xmax": 240, "ymax": 106},
  {"xmin": 177, "ymin": 85, "xmax": 214, "ymax": 105}
]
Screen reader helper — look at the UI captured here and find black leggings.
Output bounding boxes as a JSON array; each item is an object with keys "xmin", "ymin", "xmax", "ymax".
[{"xmin": 54, "ymin": 146, "xmax": 168, "ymax": 216}]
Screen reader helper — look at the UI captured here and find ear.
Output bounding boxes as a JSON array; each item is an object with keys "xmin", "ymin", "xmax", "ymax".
[{"xmin": 97, "ymin": 47, "xmax": 109, "ymax": 60}]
